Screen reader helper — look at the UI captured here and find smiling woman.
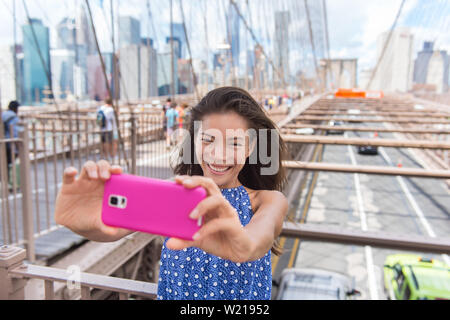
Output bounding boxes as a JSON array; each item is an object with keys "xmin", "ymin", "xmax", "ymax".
[
  {"xmin": 155, "ymin": 86, "xmax": 289, "ymax": 300},
  {"xmin": 173, "ymin": 86, "xmax": 287, "ymax": 191}
]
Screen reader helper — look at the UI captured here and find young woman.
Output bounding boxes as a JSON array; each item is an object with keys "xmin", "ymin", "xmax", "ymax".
[{"xmin": 54, "ymin": 87, "xmax": 288, "ymax": 300}]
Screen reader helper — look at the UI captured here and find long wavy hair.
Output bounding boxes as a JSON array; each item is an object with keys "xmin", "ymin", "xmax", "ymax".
[{"xmin": 172, "ymin": 87, "xmax": 287, "ymax": 255}]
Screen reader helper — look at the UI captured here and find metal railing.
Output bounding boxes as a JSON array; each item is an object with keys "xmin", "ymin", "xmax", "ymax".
[
  {"xmin": 0, "ymin": 108, "xmax": 171, "ymax": 262},
  {"xmin": 0, "ymin": 245, "xmax": 157, "ymax": 300},
  {"xmin": 1, "ymin": 225, "xmax": 449, "ymax": 299}
]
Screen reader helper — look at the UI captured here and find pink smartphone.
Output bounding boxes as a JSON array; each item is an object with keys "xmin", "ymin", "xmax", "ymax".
[{"xmin": 101, "ymin": 174, "xmax": 207, "ymax": 240}]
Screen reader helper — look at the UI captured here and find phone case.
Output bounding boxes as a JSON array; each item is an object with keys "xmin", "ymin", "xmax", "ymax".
[{"xmin": 101, "ymin": 174, "xmax": 207, "ymax": 240}]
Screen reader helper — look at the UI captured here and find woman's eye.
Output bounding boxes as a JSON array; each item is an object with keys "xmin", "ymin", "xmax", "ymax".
[{"xmin": 202, "ymin": 138, "xmax": 213, "ymax": 143}]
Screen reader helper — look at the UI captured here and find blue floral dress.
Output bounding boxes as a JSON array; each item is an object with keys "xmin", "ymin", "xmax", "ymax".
[{"xmin": 157, "ymin": 185, "xmax": 272, "ymax": 300}]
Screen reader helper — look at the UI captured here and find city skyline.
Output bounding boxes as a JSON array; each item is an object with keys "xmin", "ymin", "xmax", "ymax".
[{"xmin": 0, "ymin": 0, "xmax": 449, "ymax": 106}]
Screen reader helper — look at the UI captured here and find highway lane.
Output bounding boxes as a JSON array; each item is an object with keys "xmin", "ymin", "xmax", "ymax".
[{"xmin": 281, "ymin": 120, "xmax": 449, "ymax": 300}]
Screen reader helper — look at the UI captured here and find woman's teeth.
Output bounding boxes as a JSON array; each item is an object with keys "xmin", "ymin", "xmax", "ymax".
[{"xmin": 208, "ymin": 163, "xmax": 231, "ymax": 172}]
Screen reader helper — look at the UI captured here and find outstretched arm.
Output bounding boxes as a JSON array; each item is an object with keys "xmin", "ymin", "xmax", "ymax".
[
  {"xmin": 166, "ymin": 176, "xmax": 288, "ymax": 262},
  {"xmin": 242, "ymin": 190, "xmax": 288, "ymax": 261}
]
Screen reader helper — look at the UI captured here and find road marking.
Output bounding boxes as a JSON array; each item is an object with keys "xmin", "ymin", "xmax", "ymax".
[
  {"xmin": 346, "ymin": 132, "xmax": 379, "ymax": 300},
  {"xmin": 379, "ymin": 147, "xmax": 450, "ymax": 266},
  {"xmin": 288, "ymin": 144, "xmax": 324, "ymax": 268}
]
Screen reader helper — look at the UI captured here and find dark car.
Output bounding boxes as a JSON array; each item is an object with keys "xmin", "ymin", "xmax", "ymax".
[
  {"xmin": 358, "ymin": 145, "xmax": 378, "ymax": 155},
  {"xmin": 326, "ymin": 120, "xmax": 344, "ymax": 135}
]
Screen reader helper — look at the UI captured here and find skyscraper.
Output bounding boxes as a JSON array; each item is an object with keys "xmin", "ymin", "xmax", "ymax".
[
  {"xmin": 274, "ymin": 11, "xmax": 290, "ymax": 88},
  {"xmin": 226, "ymin": 3, "xmax": 240, "ymax": 68},
  {"xmin": 0, "ymin": 45, "xmax": 17, "ymax": 107},
  {"xmin": 22, "ymin": 19, "xmax": 51, "ymax": 105},
  {"xmin": 168, "ymin": 23, "xmax": 187, "ymax": 59},
  {"xmin": 166, "ymin": 37, "xmax": 182, "ymax": 60},
  {"xmin": 119, "ymin": 45, "xmax": 141, "ymax": 101},
  {"xmin": 76, "ymin": 6, "xmax": 96, "ymax": 55},
  {"xmin": 56, "ymin": 18, "xmax": 76, "ymax": 51},
  {"xmin": 119, "ymin": 16, "xmax": 141, "ymax": 47},
  {"xmin": 306, "ymin": 0, "xmax": 326, "ymax": 60},
  {"xmin": 140, "ymin": 45, "xmax": 158, "ymax": 98},
  {"xmin": 371, "ymin": 27, "xmax": 414, "ymax": 93},
  {"xmin": 157, "ymin": 51, "xmax": 178, "ymax": 96},
  {"xmin": 51, "ymin": 49, "xmax": 75, "ymax": 99},
  {"xmin": 414, "ymin": 42, "xmax": 449, "ymax": 93}
]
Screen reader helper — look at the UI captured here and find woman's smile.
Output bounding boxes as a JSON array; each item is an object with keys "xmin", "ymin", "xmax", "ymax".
[{"xmin": 205, "ymin": 162, "xmax": 233, "ymax": 175}]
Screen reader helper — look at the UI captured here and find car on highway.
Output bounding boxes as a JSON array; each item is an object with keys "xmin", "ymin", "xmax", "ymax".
[
  {"xmin": 357, "ymin": 145, "xmax": 378, "ymax": 155},
  {"xmin": 275, "ymin": 268, "xmax": 360, "ymax": 300},
  {"xmin": 326, "ymin": 120, "xmax": 344, "ymax": 135},
  {"xmin": 348, "ymin": 109, "xmax": 362, "ymax": 123},
  {"xmin": 295, "ymin": 128, "xmax": 315, "ymax": 135},
  {"xmin": 383, "ymin": 254, "xmax": 450, "ymax": 300}
]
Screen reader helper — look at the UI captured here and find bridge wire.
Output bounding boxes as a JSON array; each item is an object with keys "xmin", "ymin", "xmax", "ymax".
[
  {"xmin": 84, "ymin": 0, "xmax": 129, "ymax": 168},
  {"xmin": 229, "ymin": 0, "xmax": 288, "ymax": 89},
  {"xmin": 365, "ymin": 0, "xmax": 407, "ymax": 90}
]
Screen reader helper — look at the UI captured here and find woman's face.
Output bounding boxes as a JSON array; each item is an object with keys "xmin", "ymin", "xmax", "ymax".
[{"xmin": 195, "ymin": 111, "xmax": 255, "ymax": 188}]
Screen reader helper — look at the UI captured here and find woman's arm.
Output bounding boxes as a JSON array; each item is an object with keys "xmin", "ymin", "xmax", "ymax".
[
  {"xmin": 165, "ymin": 176, "xmax": 288, "ymax": 263},
  {"xmin": 54, "ymin": 160, "xmax": 134, "ymax": 242},
  {"xmin": 244, "ymin": 190, "xmax": 288, "ymax": 261}
]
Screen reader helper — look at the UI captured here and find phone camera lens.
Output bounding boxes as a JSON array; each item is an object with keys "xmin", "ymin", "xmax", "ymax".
[{"xmin": 110, "ymin": 196, "xmax": 118, "ymax": 206}]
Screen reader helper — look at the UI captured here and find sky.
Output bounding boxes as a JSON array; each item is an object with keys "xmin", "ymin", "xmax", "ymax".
[{"xmin": 0, "ymin": 0, "xmax": 448, "ymax": 77}]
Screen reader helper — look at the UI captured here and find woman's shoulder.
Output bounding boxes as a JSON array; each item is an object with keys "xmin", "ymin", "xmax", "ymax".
[{"xmin": 243, "ymin": 187, "xmax": 287, "ymax": 212}]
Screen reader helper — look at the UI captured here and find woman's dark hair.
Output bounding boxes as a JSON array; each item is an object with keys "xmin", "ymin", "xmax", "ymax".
[{"xmin": 172, "ymin": 87, "xmax": 287, "ymax": 255}]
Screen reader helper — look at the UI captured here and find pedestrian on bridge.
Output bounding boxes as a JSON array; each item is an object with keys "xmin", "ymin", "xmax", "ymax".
[
  {"xmin": 55, "ymin": 87, "xmax": 288, "ymax": 301},
  {"xmin": 1, "ymin": 101, "xmax": 23, "ymax": 189},
  {"xmin": 96, "ymin": 98, "xmax": 118, "ymax": 161},
  {"xmin": 166, "ymin": 102, "xmax": 179, "ymax": 149}
]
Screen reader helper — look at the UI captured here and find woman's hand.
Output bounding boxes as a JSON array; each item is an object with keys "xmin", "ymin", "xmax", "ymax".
[
  {"xmin": 54, "ymin": 160, "xmax": 133, "ymax": 242},
  {"xmin": 165, "ymin": 176, "xmax": 255, "ymax": 263}
]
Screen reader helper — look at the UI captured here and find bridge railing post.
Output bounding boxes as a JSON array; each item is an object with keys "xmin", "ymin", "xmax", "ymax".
[
  {"xmin": 0, "ymin": 245, "xmax": 28, "ymax": 300},
  {"xmin": 18, "ymin": 126, "xmax": 35, "ymax": 263},
  {"xmin": 130, "ymin": 112, "xmax": 137, "ymax": 175}
]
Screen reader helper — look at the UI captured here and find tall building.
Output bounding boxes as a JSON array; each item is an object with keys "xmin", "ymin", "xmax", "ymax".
[
  {"xmin": 74, "ymin": 6, "xmax": 96, "ymax": 100},
  {"xmin": 141, "ymin": 38, "xmax": 154, "ymax": 48},
  {"xmin": 178, "ymin": 59, "xmax": 194, "ymax": 94},
  {"xmin": 413, "ymin": 42, "xmax": 449, "ymax": 93},
  {"xmin": 166, "ymin": 37, "xmax": 182, "ymax": 60},
  {"xmin": 306, "ymin": 0, "xmax": 326, "ymax": 60},
  {"xmin": 51, "ymin": 49, "xmax": 75, "ymax": 99},
  {"xmin": 119, "ymin": 45, "xmax": 141, "ymax": 101},
  {"xmin": 56, "ymin": 18, "xmax": 76, "ymax": 51},
  {"xmin": 118, "ymin": 42, "xmax": 158, "ymax": 101},
  {"xmin": 226, "ymin": 3, "xmax": 240, "ymax": 68},
  {"xmin": 22, "ymin": 19, "xmax": 51, "ymax": 105},
  {"xmin": 140, "ymin": 45, "xmax": 158, "ymax": 98},
  {"xmin": 73, "ymin": 45, "xmax": 88, "ymax": 100},
  {"xmin": 254, "ymin": 44, "xmax": 268, "ymax": 90},
  {"xmin": 168, "ymin": 23, "xmax": 186, "ymax": 59},
  {"xmin": 371, "ymin": 27, "xmax": 414, "ymax": 93},
  {"xmin": 76, "ymin": 6, "xmax": 96, "ymax": 55},
  {"xmin": 0, "ymin": 45, "xmax": 18, "ymax": 107},
  {"xmin": 157, "ymin": 51, "xmax": 178, "ymax": 96},
  {"xmin": 274, "ymin": 11, "xmax": 290, "ymax": 88},
  {"xmin": 87, "ymin": 54, "xmax": 110, "ymax": 101},
  {"xmin": 119, "ymin": 16, "xmax": 141, "ymax": 47}
]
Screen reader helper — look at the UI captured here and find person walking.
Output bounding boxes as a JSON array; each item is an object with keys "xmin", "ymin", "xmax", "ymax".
[
  {"xmin": 165, "ymin": 102, "xmax": 179, "ymax": 149},
  {"xmin": 97, "ymin": 98, "xmax": 118, "ymax": 161},
  {"xmin": 2, "ymin": 101, "xmax": 23, "ymax": 189}
]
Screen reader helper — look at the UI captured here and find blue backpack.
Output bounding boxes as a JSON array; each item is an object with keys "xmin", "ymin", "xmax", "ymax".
[{"xmin": 96, "ymin": 110, "xmax": 106, "ymax": 129}]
